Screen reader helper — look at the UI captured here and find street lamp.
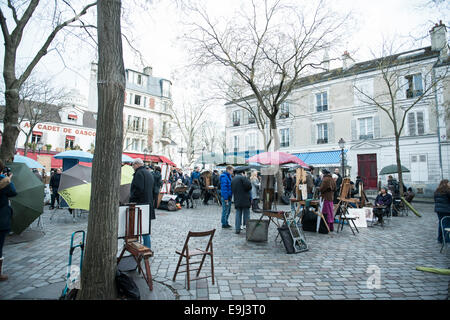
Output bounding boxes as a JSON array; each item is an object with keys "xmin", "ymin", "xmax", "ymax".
[
  {"xmin": 202, "ymin": 147, "xmax": 205, "ymax": 170},
  {"xmin": 338, "ymin": 138, "xmax": 345, "ymax": 177},
  {"xmin": 178, "ymin": 147, "xmax": 184, "ymax": 168},
  {"xmin": 143, "ymin": 148, "xmax": 148, "ymax": 164}
]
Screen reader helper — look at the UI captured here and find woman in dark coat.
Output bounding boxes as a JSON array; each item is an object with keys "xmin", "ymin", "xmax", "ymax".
[
  {"xmin": 0, "ymin": 161, "xmax": 17, "ymax": 281},
  {"xmin": 434, "ymin": 179, "xmax": 450, "ymax": 243}
]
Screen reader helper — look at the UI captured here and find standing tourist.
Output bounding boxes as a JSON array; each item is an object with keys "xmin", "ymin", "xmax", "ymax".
[
  {"xmin": 190, "ymin": 166, "xmax": 201, "ymax": 185},
  {"xmin": 231, "ymin": 168, "xmax": 252, "ymax": 234},
  {"xmin": 49, "ymin": 168, "xmax": 62, "ymax": 209},
  {"xmin": 152, "ymin": 166, "xmax": 162, "ymax": 210},
  {"xmin": 319, "ymin": 169, "xmax": 336, "ymax": 231},
  {"xmin": 220, "ymin": 166, "xmax": 233, "ymax": 229},
  {"xmin": 334, "ymin": 168, "xmax": 342, "ymax": 203},
  {"xmin": 250, "ymin": 170, "xmax": 260, "ymax": 211},
  {"xmin": 306, "ymin": 170, "xmax": 315, "ymax": 199},
  {"xmin": 0, "ymin": 160, "xmax": 17, "ymax": 281},
  {"xmin": 434, "ymin": 179, "xmax": 450, "ymax": 244},
  {"xmin": 129, "ymin": 158, "xmax": 155, "ymax": 248}
]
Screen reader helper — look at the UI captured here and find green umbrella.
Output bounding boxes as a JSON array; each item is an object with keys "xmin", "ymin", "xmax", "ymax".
[
  {"xmin": 379, "ymin": 164, "xmax": 410, "ymax": 175},
  {"xmin": 6, "ymin": 162, "xmax": 44, "ymax": 234}
]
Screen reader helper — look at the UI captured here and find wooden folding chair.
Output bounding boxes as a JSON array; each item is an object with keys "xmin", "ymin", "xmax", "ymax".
[
  {"xmin": 172, "ymin": 229, "xmax": 216, "ymax": 290},
  {"xmin": 117, "ymin": 203, "xmax": 154, "ymax": 291}
]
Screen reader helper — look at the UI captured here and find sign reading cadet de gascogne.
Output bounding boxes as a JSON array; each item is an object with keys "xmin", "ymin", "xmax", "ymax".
[{"xmin": 23, "ymin": 121, "xmax": 96, "ymax": 137}]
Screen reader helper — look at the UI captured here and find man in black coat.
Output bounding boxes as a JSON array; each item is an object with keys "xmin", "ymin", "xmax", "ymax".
[
  {"xmin": 49, "ymin": 168, "xmax": 62, "ymax": 209},
  {"xmin": 231, "ymin": 168, "xmax": 252, "ymax": 234},
  {"xmin": 334, "ymin": 168, "xmax": 343, "ymax": 203},
  {"xmin": 130, "ymin": 158, "xmax": 156, "ymax": 248},
  {"xmin": 152, "ymin": 166, "xmax": 162, "ymax": 210}
]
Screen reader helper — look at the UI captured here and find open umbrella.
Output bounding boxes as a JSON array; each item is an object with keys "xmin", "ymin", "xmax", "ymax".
[
  {"xmin": 6, "ymin": 162, "xmax": 44, "ymax": 234},
  {"xmin": 54, "ymin": 150, "xmax": 94, "ymax": 163},
  {"xmin": 13, "ymin": 155, "xmax": 45, "ymax": 169},
  {"xmin": 247, "ymin": 151, "xmax": 309, "ymax": 168},
  {"xmin": 379, "ymin": 165, "xmax": 410, "ymax": 175},
  {"xmin": 58, "ymin": 164, "xmax": 134, "ymax": 210}
]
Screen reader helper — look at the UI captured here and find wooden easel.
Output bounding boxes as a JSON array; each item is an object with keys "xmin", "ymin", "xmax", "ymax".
[
  {"xmin": 334, "ymin": 178, "xmax": 359, "ymax": 235},
  {"xmin": 117, "ymin": 203, "xmax": 154, "ymax": 290}
]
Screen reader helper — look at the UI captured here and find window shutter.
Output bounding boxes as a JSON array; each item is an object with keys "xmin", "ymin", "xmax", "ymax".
[
  {"xmin": 351, "ymin": 119, "xmax": 357, "ymax": 140},
  {"xmin": 373, "ymin": 115, "xmax": 380, "ymax": 139},
  {"xmin": 289, "ymin": 127, "xmax": 294, "ymax": 148},
  {"xmin": 407, "ymin": 113, "xmax": 416, "ymax": 136},
  {"xmin": 243, "ymin": 109, "xmax": 248, "ymax": 125},
  {"xmin": 417, "ymin": 111, "xmax": 424, "ymax": 134},
  {"xmin": 328, "ymin": 122, "xmax": 335, "ymax": 144},
  {"xmin": 311, "ymin": 124, "xmax": 316, "ymax": 144}
]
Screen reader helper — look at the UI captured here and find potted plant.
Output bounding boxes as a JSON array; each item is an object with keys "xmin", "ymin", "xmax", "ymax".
[{"xmin": 45, "ymin": 144, "xmax": 52, "ymax": 151}]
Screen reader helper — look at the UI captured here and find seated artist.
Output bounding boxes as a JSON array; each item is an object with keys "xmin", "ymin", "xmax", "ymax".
[
  {"xmin": 373, "ymin": 187, "xmax": 392, "ymax": 225},
  {"xmin": 174, "ymin": 179, "xmax": 189, "ymax": 207}
]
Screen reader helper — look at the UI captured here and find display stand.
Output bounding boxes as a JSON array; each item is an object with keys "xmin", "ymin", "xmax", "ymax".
[{"xmin": 282, "ymin": 211, "xmax": 308, "ymax": 253}]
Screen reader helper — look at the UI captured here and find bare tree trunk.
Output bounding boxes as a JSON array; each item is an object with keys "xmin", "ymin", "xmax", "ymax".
[
  {"xmin": 395, "ymin": 134, "xmax": 404, "ymax": 197},
  {"xmin": 0, "ymin": 87, "xmax": 20, "ymax": 162},
  {"xmin": 78, "ymin": 0, "xmax": 125, "ymax": 300}
]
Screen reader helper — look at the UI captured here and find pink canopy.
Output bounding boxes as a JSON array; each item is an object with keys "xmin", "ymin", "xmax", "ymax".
[{"xmin": 247, "ymin": 151, "xmax": 309, "ymax": 168}]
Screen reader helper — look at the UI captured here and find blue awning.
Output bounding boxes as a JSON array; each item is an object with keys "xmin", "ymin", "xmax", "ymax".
[{"xmin": 293, "ymin": 150, "xmax": 348, "ymax": 166}]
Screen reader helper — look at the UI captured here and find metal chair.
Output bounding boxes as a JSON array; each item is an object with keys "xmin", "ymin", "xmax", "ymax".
[
  {"xmin": 440, "ymin": 216, "xmax": 450, "ymax": 254},
  {"xmin": 173, "ymin": 229, "xmax": 215, "ymax": 290}
]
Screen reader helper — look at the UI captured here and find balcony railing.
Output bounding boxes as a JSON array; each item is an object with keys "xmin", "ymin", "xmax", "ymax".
[
  {"xmin": 248, "ymin": 118, "xmax": 256, "ymax": 124},
  {"xmin": 279, "ymin": 112, "xmax": 289, "ymax": 119},
  {"xmin": 359, "ymin": 134, "xmax": 374, "ymax": 140},
  {"xmin": 233, "ymin": 120, "xmax": 240, "ymax": 127},
  {"xmin": 406, "ymin": 89, "xmax": 423, "ymax": 99},
  {"xmin": 280, "ymin": 141, "xmax": 289, "ymax": 147},
  {"xmin": 317, "ymin": 138, "xmax": 328, "ymax": 144}
]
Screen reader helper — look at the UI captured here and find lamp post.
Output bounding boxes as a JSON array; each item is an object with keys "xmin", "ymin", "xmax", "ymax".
[
  {"xmin": 202, "ymin": 147, "xmax": 205, "ymax": 170},
  {"xmin": 178, "ymin": 147, "xmax": 184, "ymax": 168},
  {"xmin": 143, "ymin": 148, "xmax": 148, "ymax": 164},
  {"xmin": 338, "ymin": 138, "xmax": 345, "ymax": 177}
]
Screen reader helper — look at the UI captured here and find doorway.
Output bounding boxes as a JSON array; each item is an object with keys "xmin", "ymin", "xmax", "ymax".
[{"xmin": 357, "ymin": 154, "xmax": 378, "ymax": 189}]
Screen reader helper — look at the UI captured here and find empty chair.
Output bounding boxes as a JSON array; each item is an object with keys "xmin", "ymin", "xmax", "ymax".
[{"xmin": 172, "ymin": 229, "xmax": 215, "ymax": 290}]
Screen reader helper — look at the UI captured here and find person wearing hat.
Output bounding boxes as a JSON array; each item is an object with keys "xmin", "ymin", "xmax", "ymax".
[
  {"xmin": 319, "ymin": 169, "xmax": 336, "ymax": 231},
  {"xmin": 231, "ymin": 167, "xmax": 252, "ymax": 234}
]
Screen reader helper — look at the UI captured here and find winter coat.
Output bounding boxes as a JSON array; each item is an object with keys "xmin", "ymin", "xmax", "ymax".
[
  {"xmin": 375, "ymin": 193, "xmax": 393, "ymax": 207},
  {"xmin": 434, "ymin": 190, "xmax": 450, "ymax": 214},
  {"xmin": 50, "ymin": 173, "xmax": 61, "ymax": 190},
  {"xmin": 335, "ymin": 173, "xmax": 342, "ymax": 191},
  {"xmin": 231, "ymin": 174, "xmax": 252, "ymax": 209},
  {"xmin": 220, "ymin": 172, "xmax": 232, "ymax": 200},
  {"xmin": 250, "ymin": 178, "xmax": 260, "ymax": 200},
  {"xmin": 212, "ymin": 173, "xmax": 220, "ymax": 188},
  {"xmin": 190, "ymin": 171, "xmax": 201, "ymax": 184},
  {"xmin": 152, "ymin": 170, "xmax": 162, "ymax": 194},
  {"xmin": 129, "ymin": 166, "xmax": 156, "ymax": 220},
  {"xmin": 306, "ymin": 173, "xmax": 314, "ymax": 195},
  {"xmin": 319, "ymin": 174, "xmax": 336, "ymax": 202},
  {"xmin": 0, "ymin": 175, "xmax": 17, "ymax": 231}
]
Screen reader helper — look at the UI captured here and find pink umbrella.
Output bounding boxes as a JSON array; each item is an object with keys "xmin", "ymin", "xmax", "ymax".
[{"xmin": 247, "ymin": 151, "xmax": 309, "ymax": 168}]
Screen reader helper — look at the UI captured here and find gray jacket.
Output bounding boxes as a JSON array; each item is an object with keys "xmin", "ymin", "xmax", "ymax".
[{"xmin": 251, "ymin": 178, "xmax": 260, "ymax": 200}]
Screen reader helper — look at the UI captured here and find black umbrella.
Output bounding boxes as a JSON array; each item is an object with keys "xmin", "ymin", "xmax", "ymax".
[{"xmin": 379, "ymin": 165, "xmax": 410, "ymax": 175}]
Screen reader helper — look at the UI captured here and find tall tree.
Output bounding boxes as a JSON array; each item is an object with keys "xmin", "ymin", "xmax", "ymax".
[
  {"xmin": 0, "ymin": 0, "xmax": 96, "ymax": 162},
  {"xmin": 185, "ymin": 0, "xmax": 350, "ymax": 151},
  {"xmin": 78, "ymin": 0, "xmax": 125, "ymax": 300},
  {"xmin": 353, "ymin": 41, "xmax": 449, "ymax": 196}
]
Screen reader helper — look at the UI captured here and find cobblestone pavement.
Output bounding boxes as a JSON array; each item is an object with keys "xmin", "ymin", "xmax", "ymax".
[{"xmin": 0, "ymin": 201, "xmax": 449, "ymax": 300}]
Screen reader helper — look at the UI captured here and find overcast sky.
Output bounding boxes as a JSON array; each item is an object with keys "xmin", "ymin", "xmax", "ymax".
[{"xmin": 1, "ymin": 0, "xmax": 448, "ymax": 110}]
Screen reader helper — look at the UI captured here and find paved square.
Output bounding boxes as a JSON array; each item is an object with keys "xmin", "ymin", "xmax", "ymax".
[{"xmin": 0, "ymin": 202, "xmax": 448, "ymax": 300}]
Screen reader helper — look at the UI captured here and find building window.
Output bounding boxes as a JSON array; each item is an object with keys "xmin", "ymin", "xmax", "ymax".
[
  {"xmin": 359, "ymin": 117, "xmax": 374, "ymax": 140},
  {"xmin": 232, "ymin": 110, "xmax": 240, "ymax": 126},
  {"xmin": 133, "ymin": 117, "xmax": 140, "ymax": 131},
  {"xmin": 162, "ymin": 80, "xmax": 171, "ymax": 98},
  {"xmin": 65, "ymin": 136, "xmax": 75, "ymax": 149},
  {"xmin": 31, "ymin": 131, "xmax": 42, "ymax": 144},
  {"xmin": 127, "ymin": 115, "xmax": 132, "ymax": 130},
  {"xmin": 279, "ymin": 102, "xmax": 289, "ymax": 119},
  {"xmin": 132, "ymin": 139, "xmax": 139, "ymax": 151},
  {"xmin": 126, "ymin": 138, "xmax": 131, "ymax": 150},
  {"xmin": 280, "ymin": 128, "xmax": 290, "ymax": 147},
  {"xmin": 316, "ymin": 92, "xmax": 328, "ymax": 112},
  {"xmin": 246, "ymin": 133, "xmax": 256, "ymax": 151},
  {"xmin": 407, "ymin": 111, "xmax": 425, "ymax": 136},
  {"xmin": 137, "ymin": 74, "xmax": 142, "ymax": 85},
  {"xmin": 405, "ymin": 74, "xmax": 423, "ymax": 99},
  {"xmin": 317, "ymin": 123, "xmax": 328, "ymax": 144},
  {"xmin": 134, "ymin": 94, "xmax": 141, "ymax": 106},
  {"xmin": 233, "ymin": 136, "xmax": 239, "ymax": 152},
  {"xmin": 248, "ymin": 111, "xmax": 256, "ymax": 124},
  {"xmin": 68, "ymin": 113, "xmax": 77, "ymax": 121}
]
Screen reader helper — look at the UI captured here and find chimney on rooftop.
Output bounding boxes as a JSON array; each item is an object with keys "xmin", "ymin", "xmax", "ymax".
[
  {"xmin": 430, "ymin": 20, "xmax": 448, "ymax": 61},
  {"xmin": 143, "ymin": 66, "xmax": 153, "ymax": 76},
  {"xmin": 322, "ymin": 49, "xmax": 330, "ymax": 71},
  {"xmin": 342, "ymin": 51, "xmax": 355, "ymax": 70}
]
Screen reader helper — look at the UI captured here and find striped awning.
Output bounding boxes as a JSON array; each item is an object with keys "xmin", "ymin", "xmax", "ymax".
[{"xmin": 293, "ymin": 150, "xmax": 348, "ymax": 166}]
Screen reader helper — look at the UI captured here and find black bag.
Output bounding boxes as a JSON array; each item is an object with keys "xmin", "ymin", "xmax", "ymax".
[
  {"xmin": 278, "ymin": 224, "xmax": 295, "ymax": 254},
  {"xmin": 159, "ymin": 199, "xmax": 177, "ymax": 211},
  {"xmin": 301, "ymin": 208, "xmax": 328, "ymax": 234},
  {"xmin": 116, "ymin": 270, "xmax": 140, "ymax": 300},
  {"xmin": 192, "ymin": 189, "xmax": 201, "ymax": 199}
]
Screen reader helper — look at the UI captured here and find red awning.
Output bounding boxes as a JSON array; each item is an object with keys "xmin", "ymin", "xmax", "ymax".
[
  {"xmin": 68, "ymin": 114, "xmax": 78, "ymax": 120},
  {"xmin": 158, "ymin": 155, "xmax": 176, "ymax": 167},
  {"xmin": 32, "ymin": 131, "xmax": 43, "ymax": 136},
  {"xmin": 66, "ymin": 135, "xmax": 75, "ymax": 141}
]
